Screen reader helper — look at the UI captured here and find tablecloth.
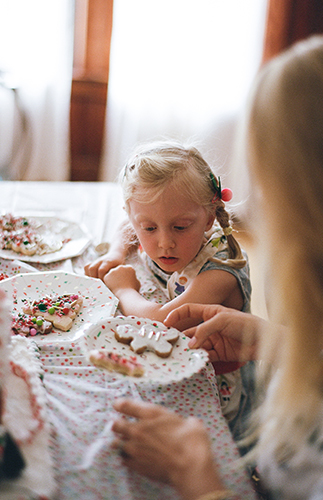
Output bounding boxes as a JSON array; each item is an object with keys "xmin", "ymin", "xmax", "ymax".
[{"xmin": 0, "ymin": 182, "xmax": 256, "ymax": 499}]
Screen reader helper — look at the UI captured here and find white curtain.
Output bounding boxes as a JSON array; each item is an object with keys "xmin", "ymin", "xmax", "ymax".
[
  {"xmin": 100, "ymin": 0, "xmax": 267, "ymax": 209},
  {"xmin": 0, "ymin": 0, "xmax": 74, "ymax": 180}
]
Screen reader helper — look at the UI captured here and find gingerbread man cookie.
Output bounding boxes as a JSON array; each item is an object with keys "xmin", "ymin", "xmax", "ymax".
[{"xmin": 114, "ymin": 324, "xmax": 179, "ymax": 358}]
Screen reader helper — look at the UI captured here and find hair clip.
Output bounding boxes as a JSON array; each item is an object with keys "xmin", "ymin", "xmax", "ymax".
[
  {"xmin": 223, "ymin": 226, "xmax": 233, "ymax": 236},
  {"xmin": 210, "ymin": 173, "xmax": 233, "ymax": 203}
]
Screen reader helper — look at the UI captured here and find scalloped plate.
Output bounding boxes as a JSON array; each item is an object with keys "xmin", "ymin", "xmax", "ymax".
[
  {"xmin": 0, "ymin": 257, "xmax": 36, "ymax": 281},
  {"xmin": 0, "ymin": 271, "xmax": 119, "ymax": 342},
  {"xmin": 81, "ymin": 315, "xmax": 209, "ymax": 384},
  {"xmin": 0, "ymin": 215, "xmax": 91, "ymax": 263}
]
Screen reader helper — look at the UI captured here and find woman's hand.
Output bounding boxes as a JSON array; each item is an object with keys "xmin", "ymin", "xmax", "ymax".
[
  {"xmin": 112, "ymin": 399, "xmax": 225, "ymax": 500},
  {"xmin": 103, "ymin": 265, "xmax": 141, "ymax": 295},
  {"xmin": 164, "ymin": 303, "xmax": 261, "ymax": 363}
]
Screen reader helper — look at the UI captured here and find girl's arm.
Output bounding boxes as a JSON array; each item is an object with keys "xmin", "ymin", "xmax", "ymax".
[
  {"xmin": 84, "ymin": 220, "xmax": 139, "ymax": 280},
  {"xmin": 103, "ymin": 265, "xmax": 243, "ymax": 330}
]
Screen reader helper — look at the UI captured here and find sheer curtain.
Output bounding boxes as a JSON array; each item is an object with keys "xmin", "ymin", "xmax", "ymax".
[
  {"xmin": 100, "ymin": 0, "xmax": 267, "ymax": 209},
  {"xmin": 0, "ymin": 0, "xmax": 74, "ymax": 180}
]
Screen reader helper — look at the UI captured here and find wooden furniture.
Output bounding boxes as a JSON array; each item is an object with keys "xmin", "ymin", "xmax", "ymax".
[
  {"xmin": 263, "ymin": 0, "xmax": 323, "ymax": 62},
  {"xmin": 70, "ymin": 0, "xmax": 113, "ymax": 181}
]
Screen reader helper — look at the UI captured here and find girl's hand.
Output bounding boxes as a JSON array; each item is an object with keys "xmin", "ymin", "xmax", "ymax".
[
  {"xmin": 164, "ymin": 303, "xmax": 260, "ymax": 363},
  {"xmin": 112, "ymin": 398, "xmax": 225, "ymax": 500},
  {"xmin": 84, "ymin": 219, "xmax": 139, "ymax": 280},
  {"xmin": 103, "ymin": 265, "xmax": 141, "ymax": 295},
  {"xmin": 84, "ymin": 250, "xmax": 125, "ymax": 280}
]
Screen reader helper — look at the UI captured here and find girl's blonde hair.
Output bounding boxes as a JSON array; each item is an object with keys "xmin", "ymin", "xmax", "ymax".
[
  {"xmin": 120, "ymin": 140, "xmax": 245, "ymax": 268},
  {"xmin": 245, "ymin": 35, "xmax": 323, "ymax": 460}
]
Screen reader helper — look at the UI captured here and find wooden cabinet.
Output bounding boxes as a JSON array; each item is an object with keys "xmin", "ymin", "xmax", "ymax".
[{"xmin": 70, "ymin": 0, "xmax": 113, "ymax": 181}]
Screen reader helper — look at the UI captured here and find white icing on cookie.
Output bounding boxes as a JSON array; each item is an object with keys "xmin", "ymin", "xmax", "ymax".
[{"xmin": 115, "ymin": 324, "xmax": 179, "ymax": 358}]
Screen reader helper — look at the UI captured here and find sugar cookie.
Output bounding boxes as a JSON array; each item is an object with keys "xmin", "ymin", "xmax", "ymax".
[
  {"xmin": 22, "ymin": 294, "xmax": 83, "ymax": 332},
  {"xmin": 115, "ymin": 324, "xmax": 179, "ymax": 358},
  {"xmin": 89, "ymin": 349, "xmax": 145, "ymax": 377}
]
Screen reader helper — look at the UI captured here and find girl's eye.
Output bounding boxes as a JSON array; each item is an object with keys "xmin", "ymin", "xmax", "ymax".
[
  {"xmin": 174, "ymin": 226, "xmax": 187, "ymax": 231},
  {"xmin": 144, "ymin": 226, "xmax": 156, "ymax": 232}
]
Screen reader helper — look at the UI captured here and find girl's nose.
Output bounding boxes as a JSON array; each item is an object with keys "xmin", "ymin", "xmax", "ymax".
[{"xmin": 158, "ymin": 230, "xmax": 175, "ymax": 250}]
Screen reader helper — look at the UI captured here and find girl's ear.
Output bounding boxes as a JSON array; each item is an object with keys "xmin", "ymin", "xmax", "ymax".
[{"xmin": 205, "ymin": 212, "xmax": 216, "ymax": 231}]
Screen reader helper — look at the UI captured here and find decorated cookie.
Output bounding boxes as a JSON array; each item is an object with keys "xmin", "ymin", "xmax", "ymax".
[
  {"xmin": 0, "ymin": 214, "xmax": 40, "ymax": 256},
  {"xmin": 22, "ymin": 294, "xmax": 83, "ymax": 332},
  {"xmin": 11, "ymin": 313, "xmax": 53, "ymax": 337},
  {"xmin": 115, "ymin": 324, "xmax": 179, "ymax": 358},
  {"xmin": 0, "ymin": 213, "xmax": 31, "ymax": 234},
  {"xmin": 0, "ymin": 213, "xmax": 66, "ymax": 256},
  {"xmin": 89, "ymin": 349, "xmax": 145, "ymax": 377}
]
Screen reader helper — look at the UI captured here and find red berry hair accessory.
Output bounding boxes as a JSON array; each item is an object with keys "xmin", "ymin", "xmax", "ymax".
[{"xmin": 210, "ymin": 173, "xmax": 233, "ymax": 203}]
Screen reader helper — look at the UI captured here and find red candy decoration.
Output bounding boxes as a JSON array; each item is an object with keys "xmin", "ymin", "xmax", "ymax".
[{"xmin": 221, "ymin": 188, "xmax": 233, "ymax": 202}]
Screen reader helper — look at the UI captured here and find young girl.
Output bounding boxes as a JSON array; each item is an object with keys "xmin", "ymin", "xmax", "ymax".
[
  {"xmin": 98, "ymin": 142, "xmax": 250, "ymax": 320},
  {"xmin": 86, "ymin": 141, "xmax": 253, "ymax": 431}
]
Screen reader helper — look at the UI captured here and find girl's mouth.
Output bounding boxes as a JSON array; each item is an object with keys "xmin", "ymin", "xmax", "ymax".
[{"xmin": 159, "ymin": 256, "xmax": 179, "ymax": 266}]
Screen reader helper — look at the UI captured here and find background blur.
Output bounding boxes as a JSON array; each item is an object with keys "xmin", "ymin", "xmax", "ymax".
[{"xmin": 1, "ymin": 0, "xmax": 322, "ymax": 217}]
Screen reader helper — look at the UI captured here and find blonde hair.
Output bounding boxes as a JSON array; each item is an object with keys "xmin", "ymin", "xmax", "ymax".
[
  {"xmin": 246, "ymin": 36, "xmax": 323, "ymax": 459},
  {"xmin": 120, "ymin": 140, "xmax": 245, "ymax": 268}
]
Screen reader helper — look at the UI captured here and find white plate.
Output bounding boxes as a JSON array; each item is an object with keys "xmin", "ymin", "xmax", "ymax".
[
  {"xmin": 0, "ymin": 215, "xmax": 91, "ymax": 263},
  {"xmin": 0, "ymin": 257, "xmax": 37, "ymax": 280},
  {"xmin": 0, "ymin": 271, "xmax": 119, "ymax": 342},
  {"xmin": 82, "ymin": 316, "xmax": 209, "ymax": 384}
]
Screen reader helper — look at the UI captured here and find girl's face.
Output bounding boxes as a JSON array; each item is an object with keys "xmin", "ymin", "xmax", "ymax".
[{"xmin": 129, "ymin": 183, "xmax": 215, "ymax": 273}]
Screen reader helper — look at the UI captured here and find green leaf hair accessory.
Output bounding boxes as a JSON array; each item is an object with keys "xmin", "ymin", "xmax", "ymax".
[
  {"xmin": 210, "ymin": 173, "xmax": 221, "ymax": 203},
  {"xmin": 210, "ymin": 173, "xmax": 233, "ymax": 203}
]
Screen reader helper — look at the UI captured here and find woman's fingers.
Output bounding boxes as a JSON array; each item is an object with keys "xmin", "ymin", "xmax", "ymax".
[{"xmin": 113, "ymin": 398, "xmax": 164, "ymax": 420}]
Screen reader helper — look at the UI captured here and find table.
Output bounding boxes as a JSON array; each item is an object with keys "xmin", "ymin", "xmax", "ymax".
[{"xmin": 0, "ymin": 182, "xmax": 256, "ymax": 500}]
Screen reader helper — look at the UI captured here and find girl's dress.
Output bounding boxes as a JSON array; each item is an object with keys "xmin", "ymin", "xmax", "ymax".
[{"xmin": 138, "ymin": 226, "xmax": 255, "ymax": 447}]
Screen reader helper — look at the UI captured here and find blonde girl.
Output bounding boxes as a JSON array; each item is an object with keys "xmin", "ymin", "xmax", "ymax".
[
  {"xmin": 100, "ymin": 141, "xmax": 250, "ymax": 327},
  {"xmin": 98, "ymin": 143, "xmax": 253, "ymax": 436},
  {"xmin": 86, "ymin": 141, "xmax": 253, "ymax": 431}
]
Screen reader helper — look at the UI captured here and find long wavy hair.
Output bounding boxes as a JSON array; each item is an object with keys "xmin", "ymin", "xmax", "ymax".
[{"xmin": 245, "ymin": 35, "xmax": 323, "ymax": 462}]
